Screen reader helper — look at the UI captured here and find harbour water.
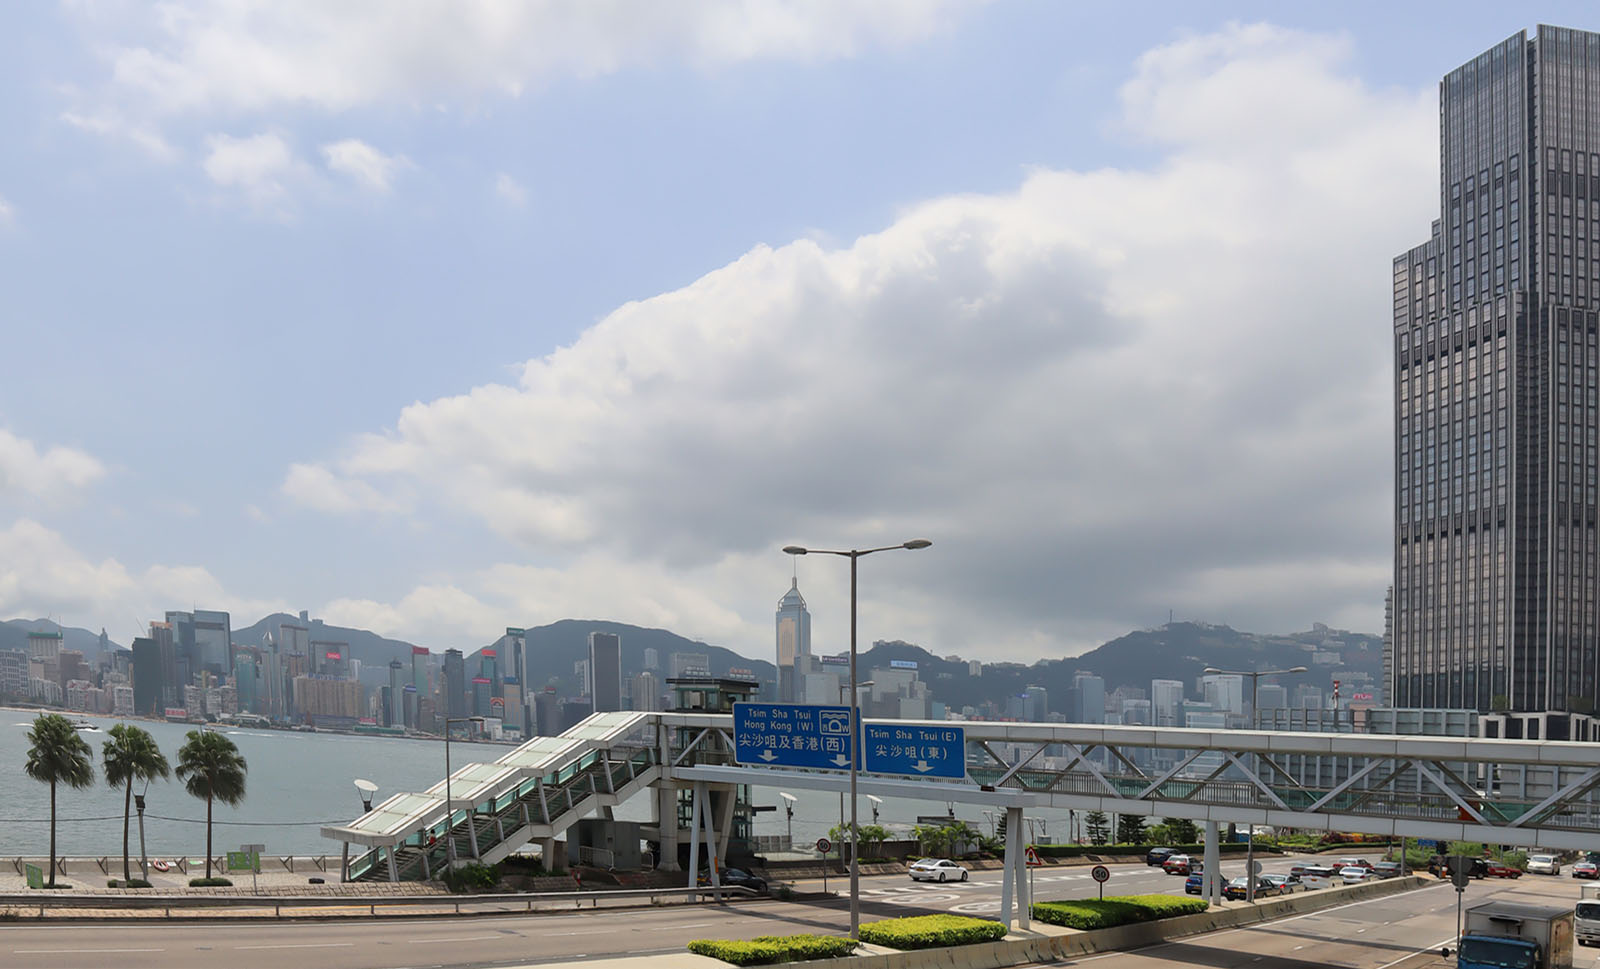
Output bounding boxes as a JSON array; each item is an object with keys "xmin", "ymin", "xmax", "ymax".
[{"xmin": 1, "ymin": 710, "xmax": 1074, "ymax": 857}]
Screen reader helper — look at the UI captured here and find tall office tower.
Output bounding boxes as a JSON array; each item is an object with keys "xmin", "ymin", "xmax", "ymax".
[
  {"xmin": 1071, "ymin": 671, "xmax": 1105, "ymax": 724},
  {"xmin": 535, "ymin": 688, "xmax": 562, "ymax": 736},
  {"xmin": 480, "ymin": 649, "xmax": 499, "ymax": 696},
  {"xmin": 443, "ymin": 648, "xmax": 466, "ymax": 717},
  {"xmin": 504, "ymin": 628, "xmax": 530, "ymax": 734},
  {"xmin": 588, "ymin": 631, "xmax": 623, "ymax": 713},
  {"xmin": 387, "ymin": 660, "xmax": 405, "ymax": 727},
  {"xmin": 670, "ymin": 651, "xmax": 710, "ymax": 679},
  {"xmin": 630, "ymin": 671, "xmax": 662, "ymax": 712},
  {"xmin": 148, "ymin": 621, "xmax": 178, "ymax": 708},
  {"xmin": 1199, "ymin": 673, "xmax": 1245, "ymax": 716},
  {"xmin": 410, "ymin": 645, "xmax": 429, "ymax": 693},
  {"xmin": 643, "ymin": 647, "xmax": 659, "ymax": 670},
  {"xmin": 1393, "ymin": 25, "xmax": 1600, "ymax": 717},
  {"xmin": 774, "ymin": 578, "xmax": 812, "ymax": 702},
  {"xmin": 277, "ymin": 621, "xmax": 310, "ymax": 658},
  {"xmin": 232, "ymin": 650, "xmax": 259, "ymax": 714},
  {"xmin": 131, "ymin": 637, "xmax": 162, "ymax": 715},
  {"xmin": 1023, "ymin": 685, "xmax": 1049, "ymax": 721}
]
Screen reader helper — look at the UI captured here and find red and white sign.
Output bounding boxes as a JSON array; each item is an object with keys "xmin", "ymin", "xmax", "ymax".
[{"xmin": 1025, "ymin": 846, "xmax": 1042, "ymax": 868}]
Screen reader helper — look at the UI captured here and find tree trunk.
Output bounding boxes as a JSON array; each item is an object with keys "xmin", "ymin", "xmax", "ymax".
[
  {"xmin": 122, "ymin": 777, "xmax": 133, "ymax": 882},
  {"xmin": 48, "ymin": 780, "xmax": 57, "ymax": 887},
  {"xmin": 205, "ymin": 791, "xmax": 214, "ymax": 878}
]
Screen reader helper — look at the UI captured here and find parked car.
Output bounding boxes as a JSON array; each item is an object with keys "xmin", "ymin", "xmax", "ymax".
[
  {"xmin": 1527, "ymin": 854, "xmax": 1561, "ymax": 875},
  {"xmin": 1335, "ymin": 857, "xmax": 1375, "ymax": 870},
  {"xmin": 1373, "ymin": 861, "xmax": 1404, "ymax": 879},
  {"xmin": 1572, "ymin": 860, "xmax": 1598, "ymax": 879},
  {"xmin": 698, "ymin": 868, "xmax": 769, "ymax": 893},
  {"xmin": 1485, "ymin": 860, "xmax": 1523, "ymax": 879},
  {"xmin": 1163, "ymin": 854, "xmax": 1195, "ymax": 875},
  {"xmin": 1263, "ymin": 873, "xmax": 1303, "ymax": 894},
  {"xmin": 1223, "ymin": 876, "xmax": 1279, "ymax": 900},
  {"xmin": 1185, "ymin": 872, "xmax": 1204, "ymax": 895},
  {"xmin": 908, "ymin": 859, "xmax": 969, "ymax": 883},
  {"xmin": 1297, "ymin": 865, "xmax": 1339, "ymax": 888},
  {"xmin": 1146, "ymin": 847, "xmax": 1177, "ymax": 866},
  {"xmin": 1340, "ymin": 866, "xmax": 1374, "ymax": 884}
]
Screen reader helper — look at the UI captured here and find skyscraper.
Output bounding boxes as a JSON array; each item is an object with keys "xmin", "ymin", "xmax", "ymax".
[
  {"xmin": 443, "ymin": 648, "xmax": 466, "ymax": 718},
  {"xmin": 775, "ymin": 578, "xmax": 811, "ymax": 702},
  {"xmin": 588, "ymin": 631, "xmax": 622, "ymax": 713},
  {"xmin": 1391, "ymin": 25, "xmax": 1600, "ymax": 717}
]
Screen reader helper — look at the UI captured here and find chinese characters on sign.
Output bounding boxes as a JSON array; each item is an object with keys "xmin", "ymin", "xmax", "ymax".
[{"xmin": 733, "ymin": 702, "xmax": 855, "ymax": 769}]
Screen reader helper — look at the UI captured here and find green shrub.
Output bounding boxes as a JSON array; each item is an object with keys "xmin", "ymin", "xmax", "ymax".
[
  {"xmin": 442, "ymin": 862, "xmax": 502, "ymax": 893},
  {"xmin": 107, "ymin": 879, "xmax": 119, "ymax": 888},
  {"xmin": 1032, "ymin": 894, "xmax": 1208, "ymax": 931},
  {"xmin": 687, "ymin": 934, "xmax": 857, "ymax": 965},
  {"xmin": 188, "ymin": 877, "xmax": 233, "ymax": 887},
  {"xmin": 124, "ymin": 878, "xmax": 152, "ymax": 888},
  {"xmin": 858, "ymin": 914, "xmax": 1007, "ymax": 950}
]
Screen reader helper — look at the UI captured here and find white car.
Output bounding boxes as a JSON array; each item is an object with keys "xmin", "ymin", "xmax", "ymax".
[
  {"xmin": 1528, "ymin": 854, "xmax": 1561, "ymax": 875},
  {"xmin": 909, "ymin": 859, "xmax": 970, "ymax": 882},
  {"xmin": 1340, "ymin": 866, "xmax": 1374, "ymax": 884}
]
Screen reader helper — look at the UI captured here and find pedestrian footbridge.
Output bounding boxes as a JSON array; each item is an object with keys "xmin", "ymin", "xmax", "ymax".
[{"xmin": 324, "ymin": 713, "xmax": 1600, "ymax": 925}]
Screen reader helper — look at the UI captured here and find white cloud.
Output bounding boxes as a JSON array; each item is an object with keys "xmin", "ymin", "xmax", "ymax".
[
  {"xmin": 59, "ymin": 111, "xmax": 179, "ymax": 162},
  {"xmin": 0, "ymin": 519, "xmax": 287, "ymax": 630},
  {"xmin": 494, "ymin": 172, "xmax": 527, "ymax": 207},
  {"xmin": 79, "ymin": 1, "xmax": 975, "ymax": 116},
  {"xmin": 321, "ymin": 138, "xmax": 408, "ymax": 192},
  {"xmin": 0, "ymin": 428, "xmax": 105, "ymax": 498},
  {"xmin": 281, "ymin": 463, "xmax": 410, "ymax": 515},
  {"xmin": 201, "ymin": 131, "xmax": 304, "ymax": 209},
  {"xmin": 285, "ymin": 24, "xmax": 1436, "ymax": 658}
]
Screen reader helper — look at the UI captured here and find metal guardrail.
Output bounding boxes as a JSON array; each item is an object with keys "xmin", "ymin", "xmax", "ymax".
[{"xmin": 0, "ymin": 884, "xmax": 759, "ymax": 918}]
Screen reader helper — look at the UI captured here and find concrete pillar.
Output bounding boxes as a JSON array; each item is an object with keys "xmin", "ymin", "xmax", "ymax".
[
  {"xmin": 656, "ymin": 782, "xmax": 680, "ymax": 872},
  {"xmin": 1203, "ymin": 820, "xmax": 1222, "ymax": 906},
  {"xmin": 715, "ymin": 786, "xmax": 736, "ymax": 863},
  {"xmin": 540, "ymin": 837, "xmax": 560, "ymax": 872},
  {"xmin": 687, "ymin": 782, "xmax": 704, "ymax": 892},
  {"xmin": 1014, "ymin": 811, "xmax": 1030, "ymax": 929},
  {"xmin": 999, "ymin": 805, "xmax": 1022, "ymax": 929}
]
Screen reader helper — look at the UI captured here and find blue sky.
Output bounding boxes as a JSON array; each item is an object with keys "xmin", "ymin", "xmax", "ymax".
[{"xmin": 0, "ymin": 2, "xmax": 1593, "ymax": 662}]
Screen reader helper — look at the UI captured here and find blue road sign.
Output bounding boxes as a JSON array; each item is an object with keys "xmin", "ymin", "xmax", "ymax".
[
  {"xmin": 862, "ymin": 722, "xmax": 966, "ymax": 779},
  {"xmin": 733, "ymin": 702, "xmax": 854, "ymax": 770}
]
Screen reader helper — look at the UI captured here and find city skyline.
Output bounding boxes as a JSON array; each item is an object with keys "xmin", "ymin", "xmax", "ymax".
[{"xmin": 7, "ymin": 4, "xmax": 1598, "ymax": 664}]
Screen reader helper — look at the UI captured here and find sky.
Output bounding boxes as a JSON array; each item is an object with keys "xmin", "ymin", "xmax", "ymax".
[{"xmin": 1, "ymin": 1, "xmax": 1596, "ymax": 664}]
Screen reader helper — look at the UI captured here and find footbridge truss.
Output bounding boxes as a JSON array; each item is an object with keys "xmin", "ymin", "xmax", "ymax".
[{"xmin": 325, "ymin": 714, "xmax": 1600, "ymax": 889}]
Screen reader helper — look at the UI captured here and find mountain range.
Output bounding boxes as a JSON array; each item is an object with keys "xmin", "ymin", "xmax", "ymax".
[{"xmin": 2, "ymin": 613, "xmax": 1380, "ymax": 708}]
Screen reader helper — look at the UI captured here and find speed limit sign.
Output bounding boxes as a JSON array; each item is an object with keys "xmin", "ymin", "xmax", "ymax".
[
  {"xmin": 816, "ymin": 837, "xmax": 832, "ymax": 853},
  {"xmin": 1091, "ymin": 865, "xmax": 1110, "ymax": 883}
]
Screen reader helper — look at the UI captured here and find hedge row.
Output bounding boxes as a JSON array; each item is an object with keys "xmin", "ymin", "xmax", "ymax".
[
  {"xmin": 1030, "ymin": 843, "xmax": 1257, "ymax": 858},
  {"xmin": 1031, "ymin": 894, "xmax": 1209, "ymax": 931},
  {"xmin": 686, "ymin": 935, "xmax": 858, "ymax": 966},
  {"xmin": 857, "ymin": 914, "xmax": 1007, "ymax": 950}
]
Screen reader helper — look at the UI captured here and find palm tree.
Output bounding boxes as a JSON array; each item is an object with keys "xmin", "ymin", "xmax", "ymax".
[
  {"xmin": 102, "ymin": 725, "xmax": 170, "ymax": 881},
  {"xmin": 175, "ymin": 730, "xmax": 247, "ymax": 878},
  {"xmin": 24, "ymin": 713, "xmax": 95, "ymax": 887}
]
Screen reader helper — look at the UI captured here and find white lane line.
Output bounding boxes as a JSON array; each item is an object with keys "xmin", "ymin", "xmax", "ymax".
[
  {"xmin": 15, "ymin": 949, "xmax": 167, "ymax": 955},
  {"xmin": 236, "ymin": 942, "xmax": 356, "ymax": 950},
  {"xmin": 406, "ymin": 935, "xmax": 503, "ymax": 944},
  {"xmin": 1373, "ymin": 937, "xmax": 1456, "ymax": 969}
]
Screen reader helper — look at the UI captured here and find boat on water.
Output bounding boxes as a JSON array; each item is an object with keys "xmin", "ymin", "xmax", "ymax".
[{"xmin": 71, "ymin": 720, "xmax": 100, "ymax": 732}]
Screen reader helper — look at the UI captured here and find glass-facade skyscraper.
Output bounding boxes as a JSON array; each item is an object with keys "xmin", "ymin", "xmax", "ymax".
[
  {"xmin": 1392, "ymin": 26, "xmax": 1600, "ymax": 717},
  {"xmin": 774, "ymin": 578, "xmax": 811, "ymax": 702}
]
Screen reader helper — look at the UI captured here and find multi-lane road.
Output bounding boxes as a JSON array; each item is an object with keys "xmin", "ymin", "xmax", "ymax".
[{"xmin": 0, "ymin": 855, "xmax": 1588, "ymax": 969}]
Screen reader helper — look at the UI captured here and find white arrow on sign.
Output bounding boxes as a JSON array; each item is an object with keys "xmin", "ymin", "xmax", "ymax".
[
  {"xmin": 759, "ymin": 750, "xmax": 779, "ymax": 762},
  {"xmin": 912, "ymin": 760, "xmax": 934, "ymax": 773},
  {"xmin": 832, "ymin": 754, "xmax": 850, "ymax": 767}
]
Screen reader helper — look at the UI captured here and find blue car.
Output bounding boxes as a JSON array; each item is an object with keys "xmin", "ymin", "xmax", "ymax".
[{"xmin": 1185, "ymin": 872, "xmax": 1204, "ymax": 895}]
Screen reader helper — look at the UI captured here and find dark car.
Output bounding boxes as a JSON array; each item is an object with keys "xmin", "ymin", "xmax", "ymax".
[
  {"xmin": 1373, "ymin": 861, "xmax": 1404, "ymax": 879},
  {"xmin": 1185, "ymin": 872, "xmax": 1204, "ymax": 895},
  {"xmin": 698, "ymin": 868, "xmax": 768, "ymax": 893},
  {"xmin": 1262, "ymin": 873, "xmax": 1302, "ymax": 894},
  {"xmin": 1147, "ymin": 847, "xmax": 1177, "ymax": 866},
  {"xmin": 1222, "ymin": 876, "xmax": 1278, "ymax": 900}
]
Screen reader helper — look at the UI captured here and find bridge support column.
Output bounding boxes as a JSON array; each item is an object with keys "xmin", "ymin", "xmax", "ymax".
[
  {"xmin": 999, "ymin": 805, "xmax": 1023, "ymax": 929},
  {"xmin": 716, "ymin": 786, "xmax": 736, "ymax": 863},
  {"xmin": 1203, "ymin": 820, "xmax": 1221, "ymax": 906},
  {"xmin": 340, "ymin": 841, "xmax": 350, "ymax": 883},
  {"xmin": 655, "ymin": 782, "xmax": 680, "ymax": 872},
  {"xmin": 540, "ymin": 837, "xmax": 560, "ymax": 872}
]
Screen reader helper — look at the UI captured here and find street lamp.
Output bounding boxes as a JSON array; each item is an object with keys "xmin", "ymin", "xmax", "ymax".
[
  {"xmin": 354, "ymin": 778, "xmax": 379, "ymax": 813},
  {"xmin": 443, "ymin": 716, "xmax": 486, "ymax": 865},
  {"xmin": 780, "ymin": 792, "xmax": 797, "ymax": 850},
  {"xmin": 866, "ymin": 794, "xmax": 882, "ymax": 827},
  {"xmin": 1200, "ymin": 664, "xmax": 1309, "ymax": 902},
  {"xmin": 134, "ymin": 779, "xmax": 151, "ymax": 881},
  {"xmin": 784, "ymin": 538, "xmax": 932, "ymax": 940}
]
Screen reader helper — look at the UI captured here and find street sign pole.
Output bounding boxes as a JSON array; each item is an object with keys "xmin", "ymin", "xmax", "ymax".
[{"xmin": 1091, "ymin": 864, "xmax": 1110, "ymax": 901}]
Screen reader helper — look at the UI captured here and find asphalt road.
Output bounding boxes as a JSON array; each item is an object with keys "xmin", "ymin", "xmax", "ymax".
[{"xmin": 0, "ymin": 853, "xmax": 1570, "ymax": 969}]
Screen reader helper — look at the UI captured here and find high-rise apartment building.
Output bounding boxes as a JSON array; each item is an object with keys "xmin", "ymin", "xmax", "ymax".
[
  {"xmin": 1392, "ymin": 25, "xmax": 1600, "ymax": 718},
  {"xmin": 774, "ymin": 578, "xmax": 811, "ymax": 702},
  {"xmin": 588, "ymin": 631, "xmax": 623, "ymax": 713}
]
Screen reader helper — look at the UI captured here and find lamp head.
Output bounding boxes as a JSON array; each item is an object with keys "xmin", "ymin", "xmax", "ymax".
[
  {"xmin": 1202, "ymin": 667, "xmax": 1222, "ymax": 675},
  {"xmin": 1288, "ymin": 666, "xmax": 1308, "ymax": 673},
  {"xmin": 903, "ymin": 539, "xmax": 932, "ymax": 550},
  {"xmin": 782, "ymin": 545, "xmax": 808, "ymax": 555},
  {"xmin": 779, "ymin": 792, "xmax": 797, "ymax": 803}
]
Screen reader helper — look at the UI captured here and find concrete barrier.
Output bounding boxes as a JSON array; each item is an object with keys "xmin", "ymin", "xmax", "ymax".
[{"xmin": 793, "ymin": 875, "xmax": 1438, "ymax": 969}]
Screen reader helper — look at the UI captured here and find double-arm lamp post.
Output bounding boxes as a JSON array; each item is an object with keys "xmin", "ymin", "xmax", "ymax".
[
  {"xmin": 1200, "ymin": 664, "xmax": 1308, "ymax": 902},
  {"xmin": 783, "ymin": 539, "xmax": 932, "ymax": 940},
  {"xmin": 443, "ymin": 716, "xmax": 486, "ymax": 864}
]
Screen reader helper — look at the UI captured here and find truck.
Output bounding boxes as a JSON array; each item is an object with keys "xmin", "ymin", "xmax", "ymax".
[
  {"xmin": 1449, "ymin": 901, "xmax": 1573, "ymax": 969},
  {"xmin": 1576, "ymin": 883, "xmax": 1600, "ymax": 947}
]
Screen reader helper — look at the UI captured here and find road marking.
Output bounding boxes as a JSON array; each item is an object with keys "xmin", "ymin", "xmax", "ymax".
[
  {"xmin": 236, "ymin": 943, "xmax": 356, "ymax": 950},
  {"xmin": 407, "ymin": 935, "xmax": 503, "ymax": 944},
  {"xmin": 15, "ymin": 949, "xmax": 167, "ymax": 955}
]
